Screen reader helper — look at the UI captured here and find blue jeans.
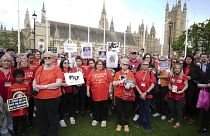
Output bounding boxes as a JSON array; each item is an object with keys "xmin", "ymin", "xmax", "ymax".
[
  {"xmin": 137, "ymin": 99, "xmax": 151, "ymax": 130},
  {"xmin": 0, "ymin": 103, "xmax": 13, "ymax": 135}
]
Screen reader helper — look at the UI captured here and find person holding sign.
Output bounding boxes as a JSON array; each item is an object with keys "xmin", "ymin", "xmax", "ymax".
[
  {"xmin": 168, "ymin": 64, "xmax": 188, "ymax": 128},
  {"xmin": 113, "ymin": 58, "xmax": 135, "ymax": 132},
  {"xmin": 87, "ymin": 60, "xmax": 113, "ymax": 127},
  {"xmin": 0, "ymin": 54, "xmax": 15, "ymax": 136},
  {"xmin": 7, "ymin": 69, "xmax": 30, "ymax": 136},
  {"xmin": 32, "ymin": 52, "xmax": 63, "ymax": 136}
]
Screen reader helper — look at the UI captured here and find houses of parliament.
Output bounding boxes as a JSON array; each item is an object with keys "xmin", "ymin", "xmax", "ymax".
[{"xmin": 19, "ymin": 0, "xmax": 187, "ymax": 56}]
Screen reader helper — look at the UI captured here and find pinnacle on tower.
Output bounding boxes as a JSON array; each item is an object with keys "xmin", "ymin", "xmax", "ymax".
[
  {"xmin": 110, "ymin": 17, "xmax": 114, "ymax": 32},
  {"xmin": 183, "ymin": 1, "xmax": 187, "ymax": 10},
  {"xmin": 24, "ymin": 9, "xmax": 31, "ymax": 29},
  {"xmin": 42, "ymin": 2, "xmax": 46, "ymax": 13},
  {"xmin": 166, "ymin": 1, "xmax": 169, "ymax": 10},
  {"xmin": 41, "ymin": 2, "xmax": 46, "ymax": 23}
]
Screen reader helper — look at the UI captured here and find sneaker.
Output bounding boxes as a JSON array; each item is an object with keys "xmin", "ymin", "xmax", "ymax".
[
  {"xmin": 59, "ymin": 120, "xmax": 67, "ymax": 127},
  {"xmin": 135, "ymin": 124, "xmax": 141, "ymax": 128},
  {"xmin": 116, "ymin": 125, "xmax": 122, "ymax": 132},
  {"xmin": 70, "ymin": 117, "xmax": 76, "ymax": 125},
  {"xmin": 124, "ymin": 125, "xmax": 129, "ymax": 132},
  {"xmin": 133, "ymin": 114, "xmax": 139, "ymax": 121},
  {"xmin": 152, "ymin": 113, "xmax": 160, "ymax": 117},
  {"xmin": 161, "ymin": 115, "xmax": 166, "ymax": 120},
  {"xmin": 90, "ymin": 113, "xmax": 93, "ymax": 118},
  {"xmin": 91, "ymin": 120, "xmax": 98, "ymax": 126},
  {"xmin": 101, "ymin": 121, "xmax": 106, "ymax": 127}
]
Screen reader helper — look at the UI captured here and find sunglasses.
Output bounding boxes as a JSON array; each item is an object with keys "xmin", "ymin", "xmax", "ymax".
[
  {"xmin": 131, "ymin": 52, "xmax": 137, "ymax": 55},
  {"xmin": 122, "ymin": 64, "xmax": 129, "ymax": 66},
  {"xmin": 44, "ymin": 57, "xmax": 52, "ymax": 60}
]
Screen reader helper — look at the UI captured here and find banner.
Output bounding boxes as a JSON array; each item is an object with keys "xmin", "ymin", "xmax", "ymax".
[
  {"xmin": 7, "ymin": 92, "xmax": 29, "ymax": 111},
  {"xmin": 81, "ymin": 43, "xmax": 93, "ymax": 59},
  {"xmin": 106, "ymin": 51, "xmax": 118, "ymax": 68},
  {"xmin": 99, "ymin": 50, "xmax": 107, "ymax": 60},
  {"xmin": 107, "ymin": 42, "xmax": 120, "ymax": 52},
  {"xmin": 158, "ymin": 60, "xmax": 171, "ymax": 71},
  {"xmin": 64, "ymin": 72, "xmax": 85, "ymax": 86},
  {"xmin": 64, "ymin": 43, "xmax": 77, "ymax": 53}
]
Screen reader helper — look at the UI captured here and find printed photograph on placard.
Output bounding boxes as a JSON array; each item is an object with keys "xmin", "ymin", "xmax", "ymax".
[
  {"xmin": 99, "ymin": 50, "xmax": 107, "ymax": 60},
  {"xmin": 107, "ymin": 42, "xmax": 120, "ymax": 52},
  {"xmin": 64, "ymin": 72, "xmax": 85, "ymax": 86},
  {"xmin": 106, "ymin": 51, "xmax": 118, "ymax": 68},
  {"xmin": 81, "ymin": 43, "xmax": 93, "ymax": 59},
  {"xmin": 64, "ymin": 43, "xmax": 77, "ymax": 53},
  {"xmin": 158, "ymin": 60, "xmax": 171, "ymax": 71}
]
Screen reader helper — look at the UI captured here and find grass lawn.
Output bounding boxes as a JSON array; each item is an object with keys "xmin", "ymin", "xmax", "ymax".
[{"xmin": 28, "ymin": 113, "xmax": 209, "ymax": 136}]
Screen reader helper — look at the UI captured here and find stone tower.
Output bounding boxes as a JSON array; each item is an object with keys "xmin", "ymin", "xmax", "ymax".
[
  {"xmin": 41, "ymin": 2, "xmax": 46, "ymax": 23},
  {"xmin": 163, "ymin": 0, "xmax": 187, "ymax": 56},
  {"xmin": 110, "ymin": 17, "xmax": 114, "ymax": 32},
  {"xmin": 99, "ymin": 1, "xmax": 109, "ymax": 30},
  {"xmin": 24, "ymin": 9, "xmax": 31, "ymax": 33},
  {"xmin": 138, "ymin": 20, "xmax": 145, "ymax": 49}
]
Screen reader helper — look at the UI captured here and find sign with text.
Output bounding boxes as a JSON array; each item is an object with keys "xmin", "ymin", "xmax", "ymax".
[
  {"xmin": 7, "ymin": 96, "xmax": 29, "ymax": 111},
  {"xmin": 48, "ymin": 47, "xmax": 57, "ymax": 53},
  {"xmin": 64, "ymin": 72, "xmax": 85, "ymax": 86},
  {"xmin": 81, "ymin": 43, "xmax": 93, "ymax": 59},
  {"xmin": 107, "ymin": 42, "xmax": 120, "ymax": 52},
  {"xmin": 64, "ymin": 43, "xmax": 77, "ymax": 53}
]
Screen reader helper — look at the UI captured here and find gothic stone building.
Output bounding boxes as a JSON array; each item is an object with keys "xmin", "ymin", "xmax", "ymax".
[{"xmin": 22, "ymin": 2, "xmax": 161, "ymax": 56}]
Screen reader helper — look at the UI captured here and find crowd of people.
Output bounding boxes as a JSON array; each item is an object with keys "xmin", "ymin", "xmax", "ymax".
[{"xmin": 0, "ymin": 48, "xmax": 210, "ymax": 136}]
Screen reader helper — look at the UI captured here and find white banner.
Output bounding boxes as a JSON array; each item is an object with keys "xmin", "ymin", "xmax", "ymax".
[
  {"xmin": 81, "ymin": 43, "xmax": 93, "ymax": 59},
  {"xmin": 64, "ymin": 72, "xmax": 85, "ymax": 86},
  {"xmin": 64, "ymin": 43, "xmax": 77, "ymax": 53},
  {"xmin": 106, "ymin": 51, "xmax": 118, "ymax": 68},
  {"xmin": 107, "ymin": 42, "xmax": 120, "ymax": 52}
]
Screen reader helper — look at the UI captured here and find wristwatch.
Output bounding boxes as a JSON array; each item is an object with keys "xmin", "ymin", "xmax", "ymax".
[{"xmin": 45, "ymin": 85, "xmax": 48, "ymax": 89}]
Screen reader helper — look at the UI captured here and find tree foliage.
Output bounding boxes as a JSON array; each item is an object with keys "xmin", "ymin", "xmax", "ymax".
[
  {"xmin": 172, "ymin": 19, "xmax": 210, "ymax": 56},
  {"xmin": 0, "ymin": 31, "xmax": 25, "ymax": 52}
]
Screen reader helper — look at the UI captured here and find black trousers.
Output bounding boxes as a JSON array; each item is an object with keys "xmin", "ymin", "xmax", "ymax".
[
  {"xmin": 35, "ymin": 98, "xmax": 60, "ymax": 136},
  {"xmin": 201, "ymin": 108, "xmax": 210, "ymax": 129},
  {"xmin": 74, "ymin": 86, "xmax": 86, "ymax": 114},
  {"xmin": 59, "ymin": 93, "xmax": 75, "ymax": 119},
  {"xmin": 116, "ymin": 97, "xmax": 132, "ymax": 125},
  {"xmin": 168, "ymin": 98, "xmax": 184, "ymax": 122},
  {"xmin": 13, "ymin": 115, "xmax": 27, "ymax": 136},
  {"xmin": 28, "ymin": 97, "xmax": 34, "ymax": 122},
  {"xmin": 157, "ymin": 86, "xmax": 168, "ymax": 115},
  {"xmin": 93, "ymin": 100, "xmax": 108, "ymax": 121}
]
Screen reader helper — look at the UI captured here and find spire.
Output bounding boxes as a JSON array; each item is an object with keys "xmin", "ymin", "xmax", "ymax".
[
  {"xmin": 126, "ymin": 23, "xmax": 131, "ymax": 33},
  {"xmin": 183, "ymin": 1, "xmax": 187, "ymax": 11},
  {"xmin": 178, "ymin": 0, "xmax": 181, "ymax": 7},
  {"xmin": 150, "ymin": 23, "xmax": 156, "ymax": 38},
  {"xmin": 54, "ymin": 25, "xmax": 60, "ymax": 39},
  {"xmin": 141, "ymin": 20, "xmax": 144, "ymax": 28},
  {"xmin": 99, "ymin": 0, "xmax": 109, "ymax": 30},
  {"xmin": 110, "ymin": 17, "xmax": 114, "ymax": 32},
  {"xmin": 102, "ymin": 0, "xmax": 106, "ymax": 15},
  {"xmin": 24, "ymin": 9, "xmax": 31, "ymax": 29},
  {"xmin": 41, "ymin": 2, "xmax": 46, "ymax": 23},
  {"xmin": 166, "ymin": 1, "xmax": 169, "ymax": 11}
]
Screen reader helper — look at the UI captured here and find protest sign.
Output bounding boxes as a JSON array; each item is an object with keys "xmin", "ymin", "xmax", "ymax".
[
  {"xmin": 64, "ymin": 72, "xmax": 85, "ymax": 86},
  {"xmin": 81, "ymin": 43, "xmax": 92, "ymax": 59},
  {"xmin": 106, "ymin": 51, "xmax": 118, "ymax": 68},
  {"xmin": 99, "ymin": 50, "xmax": 107, "ymax": 60},
  {"xmin": 64, "ymin": 43, "xmax": 77, "ymax": 53},
  {"xmin": 107, "ymin": 42, "xmax": 120, "ymax": 52}
]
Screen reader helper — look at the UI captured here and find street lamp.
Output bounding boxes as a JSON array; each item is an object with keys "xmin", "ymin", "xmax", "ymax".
[
  {"xmin": 168, "ymin": 21, "xmax": 173, "ymax": 59},
  {"xmin": 32, "ymin": 11, "xmax": 37, "ymax": 52}
]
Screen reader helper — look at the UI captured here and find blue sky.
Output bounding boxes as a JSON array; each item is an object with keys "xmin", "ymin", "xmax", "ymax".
[{"xmin": 0, "ymin": 0, "xmax": 209, "ymax": 44}]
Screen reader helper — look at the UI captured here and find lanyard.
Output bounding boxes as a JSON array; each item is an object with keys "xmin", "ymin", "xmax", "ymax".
[
  {"xmin": 142, "ymin": 71, "xmax": 148, "ymax": 82},
  {"xmin": 3, "ymin": 69, "xmax": 11, "ymax": 81}
]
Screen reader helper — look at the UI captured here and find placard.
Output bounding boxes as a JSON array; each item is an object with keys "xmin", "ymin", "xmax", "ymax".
[
  {"xmin": 64, "ymin": 43, "xmax": 77, "ymax": 53},
  {"xmin": 64, "ymin": 72, "xmax": 85, "ymax": 86},
  {"xmin": 107, "ymin": 42, "xmax": 120, "ymax": 52},
  {"xmin": 158, "ymin": 60, "xmax": 171, "ymax": 71},
  {"xmin": 81, "ymin": 43, "xmax": 93, "ymax": 59},
  {"xmin": 106, "ymin": 51, "xmax": 118, "ymax": 68},
  {"xmin": 7, "ymin": 92, "xmax": 29, "ymax": 111},
  {"xmin": 99, "ymin": 50, "xmax": 107, "ymax": 60}
]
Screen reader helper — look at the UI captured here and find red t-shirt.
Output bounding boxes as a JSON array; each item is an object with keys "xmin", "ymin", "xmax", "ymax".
[
  {"xmin": 0, "ymin": 68, "xmax": 16, "ymax": 102},
  {"xmin": 129, "ymin": 59, "xmax": 141, "ymax": 73},
  {"xmin": 62, "ymin": 69, "xmax": 73, "ymax": 93},
  {"xmin": 22, "ymin": 67, "xmax": 35, "ymax": 88},
  {"xmin": 135, "ymin": 70, "xmax": 156, "ymax": 99},
  {"xmin": 185, "ymin": 66, "xmax": 190, "ymax": 76},
  {"xmin": 7, "ymin": 83, "xmax": 30, "ymax": 117},
  {"xmin": 114, "ymin": 70, "xmax": 135, "ymax": 99},
  {"xmin": 87, "ymin": 69, "xmax": 113, "ymax": 101},
  {"xmin": 82, "ymin": 65, "xmax": 90, "ymax": 78},
  {"xmin": 34, "ymin": 66, "xmax": 63, "ymax": 99},
  {"xmin": 168, "ymin": 74, "xmax": 187, "ymax": 100}
]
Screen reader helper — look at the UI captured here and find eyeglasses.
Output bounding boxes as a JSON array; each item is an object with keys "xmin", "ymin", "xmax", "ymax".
[
  {"xmin": 131, "ymin": 52, "xmax": 137, "ymax": 55},
  {"xmin": 64, "ymin": 62, "xmax": 69, "ymax": 64},
  {"xmin": 142, "ymin": 64, "xmax": 149, "ymax": 66},
  {"xmin": 122, "ymin": 64, "xmax": 129, "ymax": 66},
  {"xmin": 44, "ymin": 57, "xmax": 52, "ymax": 60}
]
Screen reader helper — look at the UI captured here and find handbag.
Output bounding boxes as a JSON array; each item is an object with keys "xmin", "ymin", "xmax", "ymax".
[
  {"xmin": 196, "ymin": 88, "xmax": 210, "ymax": 111},
  {"xmin": 121, "ymin": 88, "xmax": 135, "ymax": 102}
]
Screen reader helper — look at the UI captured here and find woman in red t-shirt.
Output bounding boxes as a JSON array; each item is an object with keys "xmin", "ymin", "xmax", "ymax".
[
  {"xmin": 168, "ymin": 64, "xmax": 188, "ymax": 128},
  {"xmin": 18, "ymin": 57, "xmax": 35, "ymax": 126},
  {"xmin": 58, "ymin": 59, "xmax": 76, "ymax": 127},
  {"xmin": 87, "ymin": 60, "xmax": 113, "ymax": 127},
  {"xmin": 135, "ymin": 60, "xmax": 156, "ymax": 131},
  {"xmin": 113, "ymin": 58, "xmax": 135, "ymax": 132},
  {"xmin": 33, "ymin": 51, "xmax": 62, "ymax": 136}
]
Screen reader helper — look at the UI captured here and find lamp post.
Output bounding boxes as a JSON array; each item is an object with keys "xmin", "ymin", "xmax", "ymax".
[
  {"xmin": 168, "ymin": 22, "xmax": 173, "ymax": 59},
  {"xmin": 32, "ymin": 11, "xmax": 37, "ymax": 52}
]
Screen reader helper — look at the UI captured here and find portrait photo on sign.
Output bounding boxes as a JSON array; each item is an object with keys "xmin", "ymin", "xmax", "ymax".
[
  {"xmin": 64, "ymin": 72, "xmax": 85, "ymax": 86},
  {"xmin": 107, "ymin": 42, "xmax": 120, "ymax": 52},
  {"xmin": 158, "ymin": 60, "xmax": 171, "ymax": 71},
  {"xmin": 81, "ymin": 43, "xmax": 92, "ymax": 59},
  {"xmin": 99, "ymin": 50, "xmax": 107, "ymax": 60},
  {"xmin": 106, "ymin": 51, "xmax": 118, "ymax": 68}
]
